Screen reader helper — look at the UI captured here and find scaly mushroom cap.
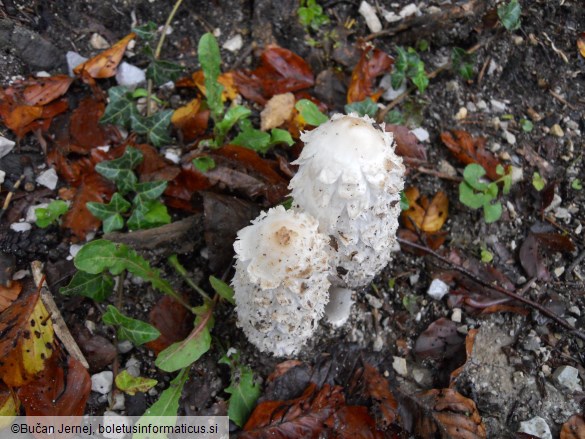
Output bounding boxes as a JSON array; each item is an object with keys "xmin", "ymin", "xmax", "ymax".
[
  {"xmin": 289, "ymin": 113, "xmax": 405, "ymax": 288},
  {"xmin": 232, "ymin": 206, "xmax": 331, "ymax": 356}
]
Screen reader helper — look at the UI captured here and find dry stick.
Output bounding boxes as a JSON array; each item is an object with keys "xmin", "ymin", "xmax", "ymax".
[
  {"xmin": 396, "ymin": 237, "xmax": 585, "ymax": 342},
  {"xmin": 145, "ymin": 0, "xmax": 186, "ymax": 116},
  {"xmin": 0, "ymin": 174, "xmax": 25, "ymax": 221}
]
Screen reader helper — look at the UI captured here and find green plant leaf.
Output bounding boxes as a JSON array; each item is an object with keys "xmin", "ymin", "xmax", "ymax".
[
  {"xmin": 451, "ymin": 47, "xmax": 475, "ymax": 80},
  {"xmin": 135, "ymin": 181, "xmax": 168, "ymax": 200},
  {"xmin": 132, "ymin": 21, "xmax": 158, "ymax": 41},
  {"xmin": 344, "ymin": 98, "xmax": 378, "ymax": 117},
  {"xmin": 459, "ymin": 182, "xmax": 487, "ymax": 210},
  {"xmin": 298, "ymin": 0, "xmax": 329, "ymax": 31},
  {"xmin": 115, "ymin": 370, "xmax": 157, "ymax": 396},
  {"xmin": 269, "ymin": 128, "xmax": 295, "ymax": 147},
  {"xmin": 400, "ymin": 191, "xmax": 409, "ymax": 211},
  {"xmin": 192, "ymin": 157, "xmax": 216, "ymax": 173},
  {"xmin": 59, "ymin": 271, "xmax": 114, "ymax": 302},
  {"xmin": 295, "ymin": 99, "xmax": 328, "ymax": 126},
  {"xmin": 498, "ymin": 0, "xmax": 521, "ymax": 31},
  {"xmin": 219, "ymin": 354, "xmax": 261, "ymax": 427},
  {"xmin": 35, "ymin": 200, "xmax": 69, "ymax": 228},
  {"xmin": 571, "ymin": 178, "xmax": 582, "ymax": 190},
  {"xmin": 384, "ymin": 109, "xmax": 404, "ymax": 124},
  {"xmin": 520, "ymin": 118, "xmax": 533, "ymax": 132},
  {"xmin": 215, "ymin": 105, "xmax": 251, "ymax": 140},
  {"xmin": 232, "ymin": 128, "xmax": 271, "ymax": 153},
  {"xmin": 74, "ymin": 239, "xmax": 180, "ymax": 301},
  {"xmin": 198, "ymin": 33, "xmax": 224, "ymax": 120},
  {"xmin": 209, "ymin": 275, "xmax": 235, "ymax": 305},
  {"xmin": 95, "ymin": 147, "xmax": 143, "ymax": 194},
  {"xmin": 127, "ymin": 199, "xmax": 171, "ymax": 230},
  {"xmin": 532, "ymin": 172, "xmax": 545, "ymax": 191},
  {"xmin": 100, "ymin": 86, "xmax": 136, "ymax": 127},
  {"xmin": 86, "ymin": 193, "xmax": 132, "ymax": 233},
  {"xmin": 480, "ymin": 249, "xmax": 493, "ymax": 263},
  {"xmin": 483, "ymin": 201, "xmax": 502, "ymax": 223},
  {"xmin": 134, "ymin": 368, "xmax": 189, "ymax": 439},
  {"xmin": 146, "ymin": 59, "xmax": 184, "ymax": 86},
  {"xmin": 130, "ymin": 110, "xmax": 174, "ymax": 147},
  {"xmin": 102, "ymin": 305, "xmax": 160, "ymax": 345},
  {"xmin": 463, "ymin": 163, "xmax": 489, "ymax": 191}
]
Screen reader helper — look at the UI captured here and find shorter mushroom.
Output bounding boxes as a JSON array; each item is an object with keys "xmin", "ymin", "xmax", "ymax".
[{"xmin": 232, "ymin": 206, "xmax": 331, "ymax": 356}]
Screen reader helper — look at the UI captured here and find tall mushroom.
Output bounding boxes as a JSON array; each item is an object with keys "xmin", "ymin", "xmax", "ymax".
[
  {"xmin": 232, "ymin": 206, "xmax": 331, "ymax": 356},
  {"xmin": 289, "ymin": 113, "xmax": 405, "ymax": 288}
]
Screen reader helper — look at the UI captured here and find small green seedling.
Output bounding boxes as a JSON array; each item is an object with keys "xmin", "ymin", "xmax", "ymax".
[
  {"xmin": 532, "ymin": 172, "xmax": 545, "ymax": 191},
  {"xmin": 192, "ymin": 156, "xmax": 216, "ymax": 173},
  {"xmin": 297, "ymin": 0, "xmax": 330, "ymax": 31},
  {"xmin": 219, "ymin": 352, "xmax": 261, "ymax": 427},
  {"xmin": 451, "ymin": 47, "xmax": 476, "ymax": 81},
  {"xmin": 35, "ymin": 200, "xmax": 68, "ymax": 228},
  {"xmin": 498, "ymin": 0, "xmax": 522, "ymax": 31},
  {"xmin": 459, "ymin": 163, "xmax": 512, "ymax": 223},
  {"xmin": 571, "ymin": 178, "xmax": 582, "ymax": 190},
  {"xmin": 480, "ymin": 247, "xmax": 493, "ymax": 263},
  {"xmin": 392, "ymin": 47, "xmax": 429, "ymax": 93},
  {"xmin": 520, "ymin": 118, "xmax": 533, "ymax": 132}
]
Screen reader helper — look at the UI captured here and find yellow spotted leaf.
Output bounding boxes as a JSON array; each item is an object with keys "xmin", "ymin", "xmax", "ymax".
[{"xmin": 0, "ymin": 282, "xmax": 54, "ymax": 387}]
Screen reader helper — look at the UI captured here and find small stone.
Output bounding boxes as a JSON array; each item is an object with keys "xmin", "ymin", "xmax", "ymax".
[
  {"xmin": 512, "ymin": 36, "xmax": 524, "ymax": 45},
  {"xmin": 476, "ymin": 100, "xmax": 488, "ymax": 110},
  {"xmin": 90, "ymin": 33, "xmax": 110, "ymax": 50},
  {"xmin": 382, "ymin": 10, "xmax": 401, "ymax": 23},
  {"xmin": 412, "ymin": 366, "xmax": 432, "ymax": 386},
  {"xmin": 373, "ymin": 334, "xmax": 384, "ymax": 352},
  {"xmin": 125, "ymin": 357, "xmax": 141, "ymax": 377},
  {"xmin": 455, "ymin": 107, "xmax": 467, "ymax": 120},
  {"xmin": 490, "ymin": 99, "xmax": 506, "ymax": 112},
  {"xmin": 518, "ymin": 416, "xmax": 552, "ymax": 439},
  {"xmin": 457, "ymin": 325, "xmax": 468, "ymax": 334},
  {"xmin": 69, "ymin": 244, "xmax": 82, "ymax": 258},
  {"xmin": 438, "ymin": 160, "xmax": 457, "ymax": 177},
  {"xmin": 0, "ymin": 136, "xmax": 15, "ymax": 159},
  {"xmin": 451, "ymin": 308, "xmax": 462, "ymax": 323},
  {"xmin": 552, "ymin": 365, "xmax": 582, "ymax": 392},
  {"xmin": 553, "ymin": 266, "xmax": 565, "ymax": 277},
  {"xmin": 409, "ymin": 273, "xmax": 419, "ymax": 285},
  {"xmin": 115, "ymin": 62, "xmax": 145, "ymax": 89},
  {"xmin": 359, "ymin": 1, "xmax": 382, "ymax": 32},
  {"xmin": 0, "ymin": 170, "xmax": 5, "ymax": 184},
  {"xmin": 382, "ymin": 76, "xmax": 407, "ymax": 100},
  {"xmin": 568, "ymin": 306, "xmax": 581, "ymax": 316},
  {"xmin": 550, "ymin": 124, "xmax": 564, "ymax": 137},
  {"xmin": 85, "ymin": 320, "xmax": 96, "ymax": 333},
  {"xmin": 222, "ymin": 34, "xmax": 243, "ymax": 52},
  {"xmin": 91, "ymin": 371, "xmax": 114, "ymax": 394},
  {"xmin": 510, "ymin": 166, "xmax": 523, "ymax": 184},
  {"xmin": 324, "ymin": 287, "xmax": 354, "ymax": 327},
  {"xmin": 365, "ymin": 293, "xmax": 383, "ymax": 309},
  {"xmin": 541, "ymin": 364, "xmax": 551, "ymax": 376},
  {"xmin": 10, "ymin": 222, "xmax": 32, "ymax": 232},
  {"xmin": 399, "ymin": 3, "xmax": 419, "ymax": 18},
  {"xmin": 554, "ymin": 208, "xmax": 570, "ymax": 219},
  {"xmin": 502, "ymin": 130, "xmax": 516, "ymax": 145},
  {"xmin": 66, "ymin": 51, "xmax": 88, "ymax": 77},
  {"xmin": 427, "ymin": 279, "xmax": 450, "ymax": 300},
  {"xmin": 117, "ymin": 340, "xmax": 134, "ymax": 354},
  {"xmin": 164, "ymin": 149, "xmax": 181, "ymax": 164},
  {"xmin": 466, "ymin": 101, "xmax": 477, "ymax": 112},
  {"xmin": 392, "ymin": 356, "xmax": 408, "ymax": 376},
  {"xmin": 109, "ymin": 392, "xmax": 125, "ymax": 411},
  {"xmin": 411, "ymin": 127, "xmax": 429, "ymax": 142},
  {"xmin": 36, "ymin": 168, "xmax": 58, "ymax": 190}
]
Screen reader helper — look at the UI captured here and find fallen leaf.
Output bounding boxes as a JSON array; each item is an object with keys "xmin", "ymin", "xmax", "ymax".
[
  {"xmin": 0, "ymin": 281, "xmax": 22, "ymax": 313},
  {"xmin": 561, "ymin": 414, "xmax": 585, "ymax": 439},
  {"xmin": 74, "ymin": 33, "xmax": 136, "ymax": 78},
  {"xmin": 146, "ymin": 295, "xmax": 192, "ymax": 354},
  {"xmin": 347, "ymin": 46, "xmax": 393, "ymax": 104},
  {"xmin": 533, "ymin": 232, "xmax": 576, "ymax": 253},
  {"xmin": 170, "ymin": 98, "xmax": 210, "ymax": 141},
  {"xmin": 0, "ymin": 381, "xmax": 19, "ymax": 419},
  {"xmin": 234, "ymin": 45, "xmax": 314, "ymax": 104},
  {"xmin": 385, "ymin": 124, "xmax": 427, "ymax": 161},
  {"xmin": 325, "ymin": 405, "xmax": 385, "ymax": 439},
  {"xmin": 402, "ymin": 187, "xmax": 449, "ymax": 233},
  {"xmin": 412, "ymin": 388, "xmax": 486, "ymax": 438},
  {"xmin": 577, "ymin": 33, "xmax": 585, "ymax": 58},
  {"xmin": 73, "ymin": 324, "xmax": 117, "ymax": 372},
  {"xmin": 191, "ymin": 70, "xmax": 239, "ymax": 102},
  {"xmin": 266, "ymin": 360, "xmax": 305, "ymax": 383},
  {"xmin": 21, "ymin": 75, "xmax": 74, "ymax": 106},
  {"xmin": 135, "ymin": 143, "xmax": 180, "ymax": 182},
  {"xmin": 440, "ymin": 130, "xmax": 502, "ymax": 181},
  {"xmin": 519, "ymin": 233, "xmax": 550, "ymax": 281},
  {"xmin": 18, "ymin": 347, "xmax": 91, "ymax": 417},
  {"xmin": 449, "ymin": 328, "xmax": 477, "ymax": 386},
  {"xmin": 68, "ymin": 97, "xmax": 113, "ymax": 152},
  {"xmin": 414, "ymin": 317, "xmax": 464, "ymax": 361}
]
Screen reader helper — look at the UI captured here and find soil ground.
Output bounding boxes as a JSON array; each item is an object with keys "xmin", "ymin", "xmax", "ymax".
[{"xmin": 1, "ymin": 0, "xmax": 584, "ymax": 437}]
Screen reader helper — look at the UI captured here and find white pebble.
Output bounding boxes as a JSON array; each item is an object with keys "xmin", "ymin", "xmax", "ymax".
[
  {"xmin": 427, "ymin": 279, "xmax": 450, "ymax": 300},
  {"xmin": 490, "ymin": 99, "xmax": 507, "ymax": 112},
  {"xmin": 324, "ymin": 287, "xmax": 354, "ymax": 327},
  {"xmin": 411, "ymin": 127, "xmax": 429, "ymax": 142},
  {"xmin": 10, "ymin": 222, "xmax": 32, "ymax": 232},
  {"xmin": 222, "ymin": 34, "xmax": 243, "ymax": 52},
  {"xmin": 36, "ymin": 168, "xmax": 58, "ymax": 190},
  {"xmin": 90, "ymin": 33, "xmax": 110, "ymax": 50},
  {"xmin": 164, "ymin": 150, "xmax": 181, "ymax": 164},
  {"xmin": 0, "ymin": 170, "xmax": 5, "ymax": 184},
  {"xmin": 518, "ymin": 416, "xmax": 552, "ymax": 439},
  {"xmin": 399, "ymin": 3, "xmax": 419, "ymax": 18},
  {"xmin": 69, "ymin": 244, "xmax": 83, "ymax": 258},
  {"xmin": 115, "ymin": 62, "xmax": 146, "ymax": 90},
  {"xmin": 102, "ymin": 412, "xmax": 131, "ymax": 439},
  {"xmin": 109, "ymin": 392, "xmax": 125, "ymax": 411},
  {"xmin": 66, "ymin": 51, "xmax": 88, "ymax": 77},
  {"xmin": 117, "ymin": 340, "xmax": 134, "ymax": 354},
  {"xmin": 359, "ymin": 1, "xmax": 382, "ymax": 33},
  {"xmin": 552, "ymin": 365, "xmax": 582, "ymax": 392},
  {"xmin": 451, "ymin": 308, "xmax": 462, "ymax": 323},
  {"xmin": 0, "ymin": 136, "xmax": 15, "ymax": 159},
  {"xmin": 392, "ymin": 356, "xmax": 408, "ymax": 376},
  {"xmin": 91, "ymin": 371, "xmax": 113, "ymax": 394}
]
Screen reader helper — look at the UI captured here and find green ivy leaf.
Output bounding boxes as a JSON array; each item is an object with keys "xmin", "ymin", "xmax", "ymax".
[
  {"xmin": 86, "ymin": 193, "xmax": 132, "ymax": 233},
  {"xmin": 232, "ymin": 128, "xmax": 271, "ymax": 153},
  {"xmin": 59, "ymin": 271, "xmax": 114, "ymax": 302},
  {"xmin": 131, "ymin": 110, "xmax": 173, "ymax": 147},
  {"xmin": 146, "ymin": 59, "xmax": 184, "ymax": 86},
  {"xmin": 219, "ymin": 354, "xmax": 261, "ymax": 427},
  {"xmin": 451, "ymin": 47, "xmax": 475, "ymax": 81},
  {"xmin": 134, "ymin": 181, "xmax": 168, "ymax": 200},
  {"xmin": 35, "ymin": 200, "xmax": 69, "ymax": 228},
  {"xmin": 198, "ymin": 33, "xmax": 224, "ymax": 120},
  {"xmin": 95, "ymin": 147, "xmax": 143, "ymax": 194},
  {"xmin": 498, "ymin": 0, "xmax": 521, "ymax": 31},
  {"xmin": 115, "ymin": 370, "xmax": 157, "ymax": 396},
  {"xmin": 390, "ymin": 70, "xmax": 405, "ymax": 90},
  {"xmin": 103, "ymin": 305, "xmax": 160, "ymax": 345},
  {"xmin": 100, "ymin": 86, "xmax": 136, "ymax": 127},
  {"xmin": 209, "ymin": 275, "xmax": 235, "ymax": 305},
  {"xmin": 127, "ymin": 199, "xmax": 171, "ymax": 230},
  {"xmin": 344, "ymin": 98, "xmax": 378, "ymax": 117},
  {"xmin": 384, "ymin": 109, "xmax": 404, "ymax": 124},
  {"xmin": 192, "ymin": 157, "xmax": 216, "ymax": 173},
  {"xmin": 295, "ymin": 99, "xmax": 328, "ymax": 126},
  {"xmin": 132, "ymin": 21, "xmax": 158, "ymax": 41}
]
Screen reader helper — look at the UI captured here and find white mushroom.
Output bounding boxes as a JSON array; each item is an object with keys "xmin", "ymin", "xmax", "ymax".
[
  {"xmin": 232, "ymin": 206, "xmax": 330, "ymax": 356},
  {"xmin": 289, "ymin": 113, "xmax": 405, "ymax": 288}
]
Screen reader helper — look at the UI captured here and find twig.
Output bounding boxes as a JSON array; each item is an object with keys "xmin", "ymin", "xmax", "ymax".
[
  {"xmin": 396, "ymin": 238, "xmax": 585, "ymax": 342},
  {"xmin": 549, "ymin": 90, "xmax": 577, "ymax": 110},
  {"xmin": 415, "ymin": 167, "xmax": 462, "ymax": 182},
  {"xmin": 0, "ymin": 174, "xmax": 24, "ymax": 221}
]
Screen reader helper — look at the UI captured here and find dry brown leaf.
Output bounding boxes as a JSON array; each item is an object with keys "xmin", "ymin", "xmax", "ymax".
[
  {"xmin": 74, "ymin": 33, "xmax": 135, "ymax": 78},
  {"xmin": 449, "ymin": 328, "xmax": 477, "ymax": 386},
  {"xmin": 347, "ymin": 46, "xmax": 393, "ymax": 103},
  {"xmin": 414, "ymin": 318, "xmax": 464, "ymax": 361},
  {"xmin": 519, "ymin": 233, "xmax": 550, "ymax": 281},
  {"xmin": 577, "ymin": 33, "xmax": 585, "ymax": 58},
  {"xmin": 402, "ymin": 187, "xmax": 449, "ymax": 233},
  {"xmin": 561, "ymin": 414, "xmax": 585, "ymax": 439},
  {"xmin": 0, "ymin": 281, "xmax": 22, "ymax": 313},
  {"xmin": 191, "ymin": 70, "xmax": 238, "ymax": 102},
  {"xmin": 171, "ymin": 98, "xmax": 210, "ymax": 141},
  {"xmin": 21, "ymin": 75, "xmax": 74, "ymax": 106},
  {"xmin": 385, "ymin": 124, "xmax": 427, "ymax": 161}
]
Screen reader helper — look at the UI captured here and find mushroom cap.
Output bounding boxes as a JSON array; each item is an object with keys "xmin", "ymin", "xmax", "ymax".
[
  {"xmin": 289, "ymin": 113, "xmax": 405, "ymax": 287},
  {"xmin": 232, "ymin": 206, "xmax": 331, "ymax": 356}
]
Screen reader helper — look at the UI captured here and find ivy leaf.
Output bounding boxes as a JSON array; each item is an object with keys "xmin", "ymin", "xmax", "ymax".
[
  {"xmin": 146, "ymin": 59, "xmax": 184, "ymax": 86},
  {"xmin": 115, "ymin": 370, "xmax": 157, "ymax": 396},
  {"xmin": 269, "ymin": 128, "xmax": 294, "ymax": 147},
  {"xmin": 192, "ymin": 157, "xmax": 216, "ymax": 173},
  {"xmin": 411, "ymin": 61, "xmax": 429, "ymax": 93},
  {"xmin": 86, "ymin": 192, "xmax": 132, "ymax": 233},
  {"xmin": 219, "ymin": 354, "xmax": 261, "ymax": 427},
  {"xmin": 130, "ymin": 110, "xmax": 173, "ymax": 147},
  {"xmin": 102, "ymin": 305, "xmax": 160, "ymax": 346},
  {"xmin": 344, "ymin": 98, "xmax": 378, "ymax": 117},
  {"xmin": 127, "ymin": 199, "xmax": 171, "ymax": 230},
  {"xmin": 451, "ymin": 47, "xmax": 475, "ymax": 81},
  {"xmin": 498, "ymin": 0, "xmax": 522, "ymax": 31},
  {"xmin": 59, "ymin": 271, "xmax": 114, "ymax": 302},
  {"xmin": 100, "ymin": 86, "xmax": 136, "ymax": 127},
  {"xmin": 134, "ymin": 181, "xmax": 168, "ymax": 200},
  {"xmin": 35, "ymin": 200, "xmax": 69, "ymax": 228},
  {"xmin": 95, "ymin": 147, "xmax": 143, "ymax": 194},
  {"xmin": 209, "ymin": 275, "xmax": 235, "ymax": 305},
  {"xmin": 295, "ymin": 99, "xmax": 328, "ymax": 126},
  {"xmin": 198, "ymin": 33, "xmax": 224, "ymax": 120},
  {"xmin": 132, "ymin": 21, "xmax": 158, "ymax": 41},
  {"xmin": 232, "ymin": 128, "xmax": 271, "ymax": 154},
  {"xmin": 384, "ymin": 109, "xmax": 404, "ymax": 124}
]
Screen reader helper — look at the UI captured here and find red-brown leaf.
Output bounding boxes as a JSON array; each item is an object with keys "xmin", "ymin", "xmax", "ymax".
[
  {"xmin": 449, "ymin": 328, "xmax": 478, "ymax": 386},
  {"xmin": 440, "ymin": 130, "xmax": 502, "ymax": 181},
  {"xmin": 0, "ymin": 280, "xmax": 22, "ymax": 313},
  {"xmin": 146, "ymin": 295, "xmax": 192, "ymax": 354},
  {"xmin": 386, "ymin": 124, "xmax": 427, "ymax": 161},
  {"xmin": 347, "ymin": 46, "xmax": 393, "ymax": 104},
  {"xmin": 519, "ymin": 233, "xmax": 550, "ymax": 281},
  {"xmin": 326, "ymin": 406, "xmax": 385, "ymax": 439},
  {"xmin": 68, "ymin": 97, "xmax": 113, "ymax": 152},
  {"xmin": 561, "ymin": 414, "xmax": 585, "ymax": 439},
  {"xmin": 135, "ymin": 144, "xmax": 181, "ymax": 182},
  {"xmin": 414, "ymin": 317, "xmax": 464, "ymax": 361},
  {"xmin": 21, "ymin": 75, "xmax": 74, "ymax": 106},
  {"xmin": 533, "ymin": 232, "xmax": 576, "ymax": 253},
  {"xmin": 74, "ymin": 33, "xmax": 135, "ymax": 79}
]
